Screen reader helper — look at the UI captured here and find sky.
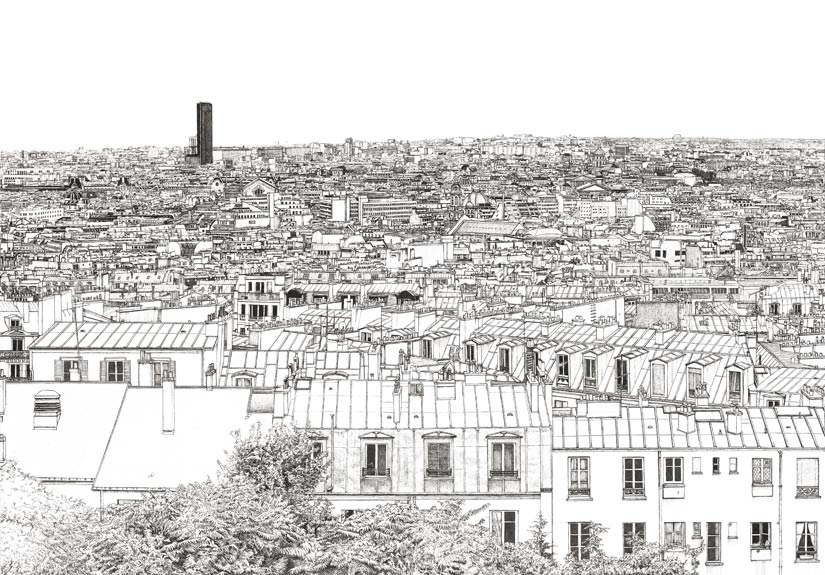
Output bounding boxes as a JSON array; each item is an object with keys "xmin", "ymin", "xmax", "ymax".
[{"xmin": 0, "ymin": 0, "xmax": 822, "ymax": 150}]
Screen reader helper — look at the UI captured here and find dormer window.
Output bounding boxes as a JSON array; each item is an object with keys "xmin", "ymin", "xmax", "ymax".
[
  {"xmin": 728, "ymin": 369, "xmax": 743, "ymax": 403},
  {"xmin": 687, "ymin": 367, "xmax": 702, "ymax": 398},
  {"xmin": 498, "ymin": 348, "xmax": 511, "ymax": 373},
  {"xmin": 33, "ymin": 390, "xmax": 61, "ymax": 429},
  {"xmin": 556, "ymin": 354, "xmax": 569, "ymax": 385},
  {"xmin": 9, "ymin": 318, "xmax": 21, "ymax": 330},
  {"xmin": 421, "ymin": 339, "xmax": 433, "ymax": 359},
  {"xmin": 465, "ymin": 344, "xmax": 476, "ymax": 363}
]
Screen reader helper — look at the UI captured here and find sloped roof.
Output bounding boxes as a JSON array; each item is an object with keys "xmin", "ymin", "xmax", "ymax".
[
  {"xmin": 1, "ymin": 382, "xmax": 127, "ymax": 480},
  {"xmin": 31, "ymin": 322, "xmax": 219, "ymax": 350}
]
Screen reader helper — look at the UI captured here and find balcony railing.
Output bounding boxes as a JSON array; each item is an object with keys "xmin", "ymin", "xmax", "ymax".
[
  {"xmin": 797, "ymin": 486, "xmax": 820, "ymax": 498},
  {"xmin": 425, "ymin": 468, "xmax": 452, "ymax": 478},
  {"xmin": 623, "ymin": 487, "xmax": 645, "ymax": 497},
  {"xmin": 362, "ymin": 467, "xmax": 390, "ymax": 478},
  {"xmin": 489, "ymin": 470, "xmax": 519, "ymax": 479},
  {"xmin": 568, "ymin": 487, "xmax": 591, "ymax": 497},
  {"xmin": 0, "ymin": 350, "xmax": 28, "ymax": 361}
]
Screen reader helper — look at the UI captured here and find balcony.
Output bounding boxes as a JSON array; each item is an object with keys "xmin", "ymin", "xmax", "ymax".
[
  {"xmin": 489, "ymin": 470, "xmax": 519, "ymax": 479},
  {"xmin": 752, "ymin": 482, "xmax": 774, "ymax": 497},
  {"xmin": 361, "ymin": 467, "xmax": 390, "ymax": 478},
  {"xmin": 797, "ymin": 486, "xmax": 820, "ymax": 498},
  {"xmin": 568, "ymin": 487, "xmax": 591, "ymax": 500},
  {"xmin": 0, "ymin": 350, "xmax": 29, "ymax": 361},
  {"xmin": 623, "ymin": 487, "xmax": 646, "ymax": 500},
  {"xmin": 425, "ymin": 468, "xmax": 452, "ymax": 478}
]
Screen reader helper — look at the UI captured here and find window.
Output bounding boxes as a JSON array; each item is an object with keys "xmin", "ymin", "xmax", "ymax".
[
  {"xmin": 797, "ymin": 522, "xmax": 817, "ymax": 561},
  {"xmin": 10, "ymin": 364, "xmax": 28, "ymax": 379},
  {"xmin": 687, "ymin": 367, "xmax": 701, "ymax": 398},
  {"xmin": 729, "ymin": 457, "xmax": 738, "ymax": 474},
  {"xmin": 363, "ymin": 443, "xmax": 389, "ymax": 477},
  {"xmin": 664, "ymin": 457, "xmax": 683, "ymax": 484},
  {"xmin": 426, "ymin": 442, "xmax": 451, "ymax": 477},
  {"xmin": 107, "ymin": 360, "xmax": 125, "ymax": 382},
  {"xmin": 62, "ymin": 359, "xmax": 79, "ymax": 382},
  {"xmin": 693, "ymin": 522, "xmax": 702, "ymax": 539},
  {"xmin": 623, "ymin": 457, "xmax": 644, "ymax": 497},
  {"xmin": 583, "ymin": 357, "xmax": 597, "ymax": 388},
  {"xmin": 623, "ymin": 523, "xmax": 645, "ymax": 554},
  {"xmin": 491, "ymin": 511, "xmax": 517, "ymax": 544},
  {"xmin": 311, "ymin": 441, "xmax": 324, "ymax": 458},
  {"xmin": 9, "ymin": 318, "xmax": 21, "ymax": 329},
  {"xmin": 249, "ymin": 304, "xmax": 268, "ymax": 319},
  {"xmin": 728, "ymin": 370, "xmax": 742, "ymax": 402},
  {"xmin": 556, "ymin": 354, "xmax": 570, "ymax": 384},
  {"xmin": 766, "ymin": 399, "xmax": 781, "ymax": 407},
  {"xmin": 798, "ymin": 458, "xmax": 820, "ymax": 498},
  {"xmin": 728, "ymin": 522, "xmax": 738, "ymax": 539},
  {"xmin": 569, "ymin": 456, "xmax": 590, "ymax": 496},
  {"xmin": 361, "ymin": 332, "xmax": 372, "ymax": 343},
  {"xmin": 11, "ymin": 338, "xmax": 23, "ymax": 351},
  {"xmin": 793, "ymin": 302, "xmax": 803, "ymax": 315},
  {"xmin": 615, "ymin": 358, "xmax": 629, "ymax": 392},
  {"xmin": 465, "ymin": 344, "xmax": 476, "ymax": 363},
  {"xmin": 498, "ymin": 348, "xmax": 511, "ymax": 373},
  {"xmin": 651, "ymin": 362, "xmax": 666, "ymax": 396},
  {"xmin": 753, "ymin": 458, "xmax": 773, "ymax": 485},
  {"xmin": 421, "ymin": 339, "xmax": 433, "ymax": 359},
  {"xmin": 707, "ymin": 522, "xmax": 722, "ymax": 563},
  {"xmin": 569, "ymin": 522, "xmax": 591, "ymax": 560},
  {"xmin": 665, "ymin": 522, "xmax": 686, "ymax": 548},
  {"xmin": 769, "ymin": 302, "xmax": 780, "ymax": 316},
  {"xmin": 712, "ymin": 457, "xmax": 720, "ymax": 475},
  {"xmin": 692, "ymin": 457, "xmax": 702, "ymax": 474},
  {"xmin": 490, "ymin": 442, "xmax": 517, "ymax": 478},
  {"xmin": 751, "ymin": 522, "xmax": 771, "ymax": 550}
]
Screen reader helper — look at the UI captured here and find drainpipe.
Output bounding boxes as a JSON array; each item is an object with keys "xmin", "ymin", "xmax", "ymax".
[
  {"xmin": 778, "ymin": 450, "xmax": 783, "ymax": 575},
  {"xmin": 327, "ymin": 414, "xmax": 335, "ymax": 493},
  {"xmin": 657, "ymin": 450, "xmax": 663, "ymax": 552}
]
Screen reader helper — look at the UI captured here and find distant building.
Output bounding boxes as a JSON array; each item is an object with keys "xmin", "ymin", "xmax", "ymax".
[{"xmin": 185, "ymin": 102, "xmax": 213, "ymax": 165}]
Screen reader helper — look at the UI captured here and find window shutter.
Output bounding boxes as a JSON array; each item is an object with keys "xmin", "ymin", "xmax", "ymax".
[
  {"xmin": 80, "ymin": 360, "xmax": 88, "ymax": 381},
  {"xmin": 54, "ymin": 359, "xmax": 62, "ymax": 381},
  {"xmin": 124, "ymin": 359, "xmax": 131, "ymax": 384},
  {"xmin": 490, "ymin": 511, "xmax": 502, "ymax": 541},
  {"xmin": 100, "ymin": 360, "xmax": 107, "ymax": 382},
  {"xmin": 169, "ymin": 360, "xmax": 177, "ymax": 380}
]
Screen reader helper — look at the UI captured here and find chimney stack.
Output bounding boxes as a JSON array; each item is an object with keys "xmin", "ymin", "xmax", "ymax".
[
  {"xmin": 205, "ymin": 363, "xmax": 216, "ymax": 391},
  {"xmin": 726, "ymin": 408, "xmax": 742, "ymax": 434},
  {"xmin": 162, "ymin": 372, "xmax": 175, "ymax": 434}
]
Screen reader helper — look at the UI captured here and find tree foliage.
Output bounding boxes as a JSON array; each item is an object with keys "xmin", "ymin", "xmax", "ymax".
[{"xmin": 7, "ymin": 425, "xmax": 700, "ymax": 575}]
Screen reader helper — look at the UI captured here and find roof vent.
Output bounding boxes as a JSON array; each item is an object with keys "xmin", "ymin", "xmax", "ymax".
[{"xmin": 33, "ymin": 390, "xmax": 61, "ymax": 430}]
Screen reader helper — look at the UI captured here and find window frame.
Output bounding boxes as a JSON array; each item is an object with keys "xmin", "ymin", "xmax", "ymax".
[
  {"xmin": 623, "ymin": 457, "xmax": 645, "ymax": 498},
  {"xmin": 491, "ymin": 511, "xmax": 518, "ymax": 545},
  {"xmin": 568, "ymin": 456, "xmax": 590, "ymax": 496},
  {"xmin": 664, "ymin": 457, "xmax": 684, "ymax": 484},
  {"xmin": 687, "ymin": 366, "xmax": 702, "ymax": 398},
  {"xmin": 796, "ymin": 522, "xmax": 818, "ymax": 561},
  {"xmin": 569, "ymin": 522, "xmax": 591, "ymax": 561},
  {"xmin": 623, "ymin": 522, "xmax": 646, "ymax": 555},
  {"xmin": 106, "ymin": 359, "xmax": 125, "ymax": 382},
  {"xmin": 362, "ymin": 441, "xmax": 390, "ymax": 478},
  {"xmin": 583, "ymin": 356, "xmax": 597, "ymax": 388},
  {"xmin": 752, "ymin": 458, "xmax": 773, "ymax": 486},
  {"xmin": 556, "ymin": 353, "xmax": 570, "ymax": 385},
  {"xmin": 615, "ymin": 358, "xmax": 629, "ymax": 392},
  {"xmin": 664, "ymin": 522, "xmax": 686, "ymax": 548},
  {"xmin": 425, "ymin": 441, "xmax": 452, "ymax": 478},
  {"xmin": 707, "ymin": 522, "xmax": 722, "ymax": 563},
  {"xmin": 797, "ymin": 458, "xmax": 820, "ymax": 498},
  {"xmin": 498, "ymin": 347, "xmax": 511, "ymax": 374},
  {"xmin": 489, "ymin": 441, "xmax": 518, "ymax": 479},
  {"xmin": 751, "ymin": 522, "xmax": 771, "ymax": 550},
  {"xmin": 651, "ymin": 361, "xmax": 666, "ymax": 396}
]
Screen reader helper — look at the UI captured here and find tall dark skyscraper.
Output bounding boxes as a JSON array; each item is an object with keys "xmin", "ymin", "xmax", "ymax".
[{"xmin": 196, "ymin": 102, "xmax": 213, "ymax": 165}]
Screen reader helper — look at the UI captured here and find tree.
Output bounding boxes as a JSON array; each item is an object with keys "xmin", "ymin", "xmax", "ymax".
[
  {"xmin": 221, "ymin": 422, "xmax": 328, "ymax": 497},
  {"xmin": 88, "ymin": 479, "xmax": 311, "ymax": 575},
  {"xmin": 0, "ymin": 462, "xmax": 96, "ymax": 575}
]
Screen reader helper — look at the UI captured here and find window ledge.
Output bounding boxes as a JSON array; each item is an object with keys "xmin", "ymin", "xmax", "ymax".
[
  {"xmin": 567, "ymin": 495, "xmax": 593, "ymax": 502},
  {"xmin": 705, "ymin": 562, "xmax": 724, "ymax": 567},
  {"xmin": 795, "ymin": 559, "xmax": 819, "ymax": 564},
  {"xmin": 622, "ymin": 495, "xmax": 647, "ymax": 501}
]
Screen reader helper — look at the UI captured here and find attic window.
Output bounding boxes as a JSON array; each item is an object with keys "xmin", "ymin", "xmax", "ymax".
[{"xmin": 33, "ymin": 390, "xmax": 61, "ymax": 429}]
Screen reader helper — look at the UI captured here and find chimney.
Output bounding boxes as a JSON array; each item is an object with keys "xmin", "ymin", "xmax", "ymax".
[
  {"xmin": 594, "ymin": 318, "xmax": 618, "ymax": 341},
  {"xmin": 637, "ymin": 386, "xmax": 648, "ymax": 408},
  {"xmin": 162, "ymin": 373, "xmax": 175, "ymax": 434},
  {"xmin": 725, "ymin": 408, "xmax": 742, "ymax": 434},
  {"xmin": 654, "ymin": 323, "xmax": 676, "ymax": 346},
  {"xmin": 205, "ymin": 363, "xmax": 216, "ymax": 390},
  {"xmin": 676, "ymin": 408, "xmax": 695, "ymax": 434}
]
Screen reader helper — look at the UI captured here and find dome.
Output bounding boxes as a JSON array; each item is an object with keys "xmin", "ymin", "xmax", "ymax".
[{"xmin": 463, "ymin": 191, "xmax": 490, "ymax": 207}]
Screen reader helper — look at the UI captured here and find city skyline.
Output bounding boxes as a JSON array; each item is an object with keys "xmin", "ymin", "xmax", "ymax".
[{"xmin": 1, "ymin": 0, "xmax": 823, "ymax": 151}]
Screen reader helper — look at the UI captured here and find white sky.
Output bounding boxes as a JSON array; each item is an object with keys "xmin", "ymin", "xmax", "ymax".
[{"xmin": 1, "ymin": 0, "xmax": 822, "ymax": 150}]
